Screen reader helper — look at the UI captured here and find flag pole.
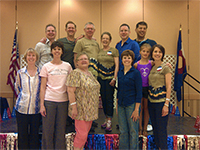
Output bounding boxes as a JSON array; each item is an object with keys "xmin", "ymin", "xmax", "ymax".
[{"xmin": 16, "ymin": 21, "xmax": 18, "ymax": 29}]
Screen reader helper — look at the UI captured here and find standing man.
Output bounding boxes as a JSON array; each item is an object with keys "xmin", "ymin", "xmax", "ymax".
[
  {"xmin": 134, "ymin": 21, "xmax": 157, "ymax": 47},
  {"xmin": 35, "ymin": 24, "xmax": 56, "ymax": 69},
  {"xmin": 73, "ymin": 22, "xmax": 100, "ymax": 78},
  {"xmin": 116, "ymin": 23, "xmax": 140, "ymax": 69},
  {"xmin": 57, "ymin": 21, "xmax": 83, "ymax": 69}
]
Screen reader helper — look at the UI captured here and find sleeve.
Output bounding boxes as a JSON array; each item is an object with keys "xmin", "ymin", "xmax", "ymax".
[
  {"xmin": 162, "ymin": 64, "xmax": 172, "ymax": 75},
  {"xmin": 113, "ymin": 48, "xmax": 119, "ymax": 57},
  {"xmin": 15, "ymin": 70, "xmax": 21, "ymax": 95},
  {"xmin": 35, "ymin": 42, "xmax": 42, "ymax": 68},
  {"xmin": 39, "ymin": 65, "xmax": 48, "ymax": 77},
  {"xmin": 73, "ymin": 40, "xmax": 82, "ymax": 54},
  {"xmin": 67, "ymin": 63, "xmax": 73, "ymax": 74},
  {"xmin": 135, "ymin": 70, "xmax": 143, "ymax": 103},
  {"xmin": 132, "ymin": 41, "xmax": 140, "ymax": 63},
  {"xmin": 66, "ymin": 70, "xmax": 81, "ymax": 87}
]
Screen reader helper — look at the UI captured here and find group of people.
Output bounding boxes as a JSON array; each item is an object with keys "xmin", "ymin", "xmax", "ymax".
[{"xmin": 14, "ymin": 21, "xmax": 172, "ymax": 150}]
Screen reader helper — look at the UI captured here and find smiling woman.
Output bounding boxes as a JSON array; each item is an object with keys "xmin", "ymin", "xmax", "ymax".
[
  {"xmin": 148, "ymin": 44, "xmax": 172, "ymax": 149},
  {"xmin": 117, "ymin": 50, "xmax": 142, "ymax": 149},
  {"xmin": 39, "ymin": 41, "xmax": 73, "ymax": 149},
  {"xmin": 66, "ymin": 52, "xmax": 100, "ymax": 150},
  {"xmin": 15, "ymin": 48, "xmax": 41, "ymax": 149}
]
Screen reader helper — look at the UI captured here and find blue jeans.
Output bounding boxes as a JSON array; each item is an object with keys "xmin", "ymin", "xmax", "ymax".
[
  {"xmin": 118, "ymin": 103, "xmax": 139, "ymax": 149},
  {"xmin": 98, "ymin": 77, "xmax": 114, "ymax": 118}
]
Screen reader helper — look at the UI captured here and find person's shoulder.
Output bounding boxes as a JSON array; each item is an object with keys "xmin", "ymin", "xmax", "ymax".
[
  {"xmin": 130, "ymin": 38, "xmax": 138, "ymax": 44},
  {"xmin": 110, "ymin": 47, "xmax": 118, "ymax": 51},
  {"xmin": 133, "ymin": 67, "xmax": 141, "ymax": 75},
  {"xmin": 57, "ymin": 37, "xmax": 66, "ymax": 42},
  {"xmin": 62, "ymin": 61, "xmax": 72, "ymax": 67},
  {"xmin": 35, "ymin": 41, "xmax": 45, "ymax": 46},
  {"xmin": 116, "ymin": 40, "xmax": 121, "ymax": 46},
  {"xmin": 146, "ymin": 39, "xmax": 157, "ymax": 45},
  {"xmin": 43, "ymin": 62, "xmax": 51, "ymax": 67},
  {"xmin": 18, "ymin": 67, "xmax": 26, "ymax": 73}
]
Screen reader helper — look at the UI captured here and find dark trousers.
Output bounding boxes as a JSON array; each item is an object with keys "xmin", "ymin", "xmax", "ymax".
[
  {"xmin": 148, "ymin": 101, "xmax": 169, "ymax": 149},
  {"xmin": 98, "ymin": 77, "xmax": 114, "ymax": 118},
  {"xmin": 16, "ymin": 110, "xmax": 41, "ymax": 150}
]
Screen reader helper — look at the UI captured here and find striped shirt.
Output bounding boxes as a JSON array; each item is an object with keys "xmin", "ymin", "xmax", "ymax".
[{"xmin": 15, "ymin": 66, "xmax": 41, "ymax": 114}]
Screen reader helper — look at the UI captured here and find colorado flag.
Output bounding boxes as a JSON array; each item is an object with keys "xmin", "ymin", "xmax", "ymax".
[{"xmin": 174, "ymin": 28, "xmax": 187, "ymax": 101}]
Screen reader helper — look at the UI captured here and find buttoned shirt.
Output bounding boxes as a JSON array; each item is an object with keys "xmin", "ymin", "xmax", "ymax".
[
  {"xmin": 117, "ymin": 67, "xmax": 142, "ymax": 107},
  {"xmin": 116, "ymin": 38, "xmax": 140, "ymax": 70},
  {"xmin": 15, "ymin": 66, "xmax": 41, "ymax": 114}
]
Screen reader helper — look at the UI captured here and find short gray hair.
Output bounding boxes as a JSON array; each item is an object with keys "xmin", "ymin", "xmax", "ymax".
[{"xmin": 84, "ymin": 22, "xmax": 95, "ymax": 29}]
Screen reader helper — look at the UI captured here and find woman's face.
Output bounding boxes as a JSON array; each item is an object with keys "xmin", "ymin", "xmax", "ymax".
[
  {"xmin": 101, "ymin": 34, "xmax": 111, "ymax": 48},
  {"xmin": 26, "ymin": 52, "xmax": 37, "ymax": 64},
  {"xmin": 122, "ymin": 55, "xmax": 133, "ymax": 67},
  {"xmin": 51, "ymin": 46, "xmax": 63, "ymax": 58},
  {"xmin": 152, "ymin": 47, "xmax": 163, "ymax": 61},
  {"xmin": 76, "ymin": 54, "xmax": 89, "ymax": 69}
]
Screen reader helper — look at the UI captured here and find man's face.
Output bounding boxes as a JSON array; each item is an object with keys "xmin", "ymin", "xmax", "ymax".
[
  {"xmin": 135, "ymin": 25, "xmax": 147, "ymax": 39},
  {"xmin": 119, "ymin": 26, "xmax": 130, "ymax": 41},
  {"xmin": 65, "ymin": 23, "xmax": 76, "ymax": 37},
  {"xmin": 45, "ymin": 26, "xmax": 56, "ymax": 40},
  {"xmin": 84, "ymin": 24, "xmax": 95, "ymax": 38}
]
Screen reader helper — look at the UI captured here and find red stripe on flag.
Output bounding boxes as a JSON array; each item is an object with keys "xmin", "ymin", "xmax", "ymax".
[{"xmin": 7, "ymin": 28, "xmax": 20, "ymax": 98}]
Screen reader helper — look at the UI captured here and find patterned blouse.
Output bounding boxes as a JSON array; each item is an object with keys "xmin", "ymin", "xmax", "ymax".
[
  {"xmin": 15, "ymin": 66, "xmax": 41, "ymax": 114},
  {"xmin": 66, "ymin": 69, "xmax": 100, "ymax": 121}
]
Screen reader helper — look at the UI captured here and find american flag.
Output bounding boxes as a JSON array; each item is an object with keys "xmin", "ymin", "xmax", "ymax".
[{"xmin": 7, "ymin": 26, "xmax": 20, "ymax": 98}]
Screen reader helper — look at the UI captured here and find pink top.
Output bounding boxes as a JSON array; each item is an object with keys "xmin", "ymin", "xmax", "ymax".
[{"xmin": 40, "ymin": 61, "xmax": 72, "ymax": 102}]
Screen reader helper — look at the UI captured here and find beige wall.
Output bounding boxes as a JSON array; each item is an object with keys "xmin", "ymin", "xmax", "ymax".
[{"xmin": 1, "ymin": 0, "xmax": 199, "ymax": 115}]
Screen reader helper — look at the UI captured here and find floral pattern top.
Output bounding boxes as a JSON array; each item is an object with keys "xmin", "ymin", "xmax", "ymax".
[{"xmin": 66, "ymin": 68, "xmax": 100, "ymax": 121}]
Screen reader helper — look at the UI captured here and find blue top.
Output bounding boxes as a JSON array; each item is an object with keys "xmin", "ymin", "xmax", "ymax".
[
  {"xmin": 116, "ymin": 38, "xmax": 140, "ymax": 70},
  {"xmin": 117, "ymin": 66, "xmax": 142, "ymax": 107}
]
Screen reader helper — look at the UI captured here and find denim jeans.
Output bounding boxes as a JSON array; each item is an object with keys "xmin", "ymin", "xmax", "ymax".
[
  {"xmin": 118, "ymin": 103, "xmax": 139, "ymax": 149},
  {"xmin": 98, "ymin": 77, "xmax": 114, "ymax": 118}
]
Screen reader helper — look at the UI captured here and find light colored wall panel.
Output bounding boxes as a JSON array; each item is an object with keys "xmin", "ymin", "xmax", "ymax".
[
  {"xmin": 101, "ymin": 0, "xmax": 143, "ymax": 48},
  {"xmin": 17, "ymin": 1, "xmax": 58, "ymax": 53},
  {"xmin": 59, "ymin": 0, "xmax": 101, "ymax": 43},
  {"xmin": 144, "ymin": 1, "xmax": 188, "ymax": 56},
  {"xmin": 0, "ymin": 1, "xmax": 16, "ymax": 95},
  {"xmin": 188, "ymin": 1, "xmax": 200, "ymax": 99}
]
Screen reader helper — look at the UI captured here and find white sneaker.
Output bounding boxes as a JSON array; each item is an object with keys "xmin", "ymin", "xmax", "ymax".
[{"xmin": 147, "ymin": 124, "xmax": 153, "ymax": 131}]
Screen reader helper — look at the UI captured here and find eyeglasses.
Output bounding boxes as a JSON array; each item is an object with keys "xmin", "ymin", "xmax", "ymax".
[{"xmin": 78, "ymin": 58, "xmax": 89, "ymax": 61}]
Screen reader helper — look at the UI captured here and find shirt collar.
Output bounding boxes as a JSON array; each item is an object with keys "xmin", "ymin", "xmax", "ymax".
[
  {"xmin": 120, "ymin": 37, "xmax": 131, "ymax": 45},
  {"xmin": 21, "ymin": 66, "xmax": 40, "ymax": 75}
]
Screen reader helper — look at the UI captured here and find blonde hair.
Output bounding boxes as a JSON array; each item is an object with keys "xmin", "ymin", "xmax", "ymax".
[
  {"xmin": 140, "ymin": 43, "xmax": 151, "ymax": 51},
  {"xmin": 23, "ymin": 48, "xmax": 39, "ymax": 63}
]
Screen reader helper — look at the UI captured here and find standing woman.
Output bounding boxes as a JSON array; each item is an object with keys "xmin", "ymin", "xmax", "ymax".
[
  {"xmin": 98, "ymin": 32, "xmax": 119, "ymax": 132},
  {"xmin": 148, "ymin": 44, "xmax": 172, "ymax": 149},
  {"xmin": 66, "ymin": 52, "xmax": 100, "ymax": 150},
  {"xmin": 40, "ymin": 41, "xmax": 72, "ymax": 149},
  {"xmin": 117, "ymin": 50, "xmax": 142, "ymax": 149},
  {"xmin": 15, "ymin": 48, "xmax": 41, "ymax": 149}
]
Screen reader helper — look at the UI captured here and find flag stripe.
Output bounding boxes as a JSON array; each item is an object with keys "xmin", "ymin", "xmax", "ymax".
[{"xmin": 7, "ymin": 28, "xmax": 20, "ymax": 98}]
